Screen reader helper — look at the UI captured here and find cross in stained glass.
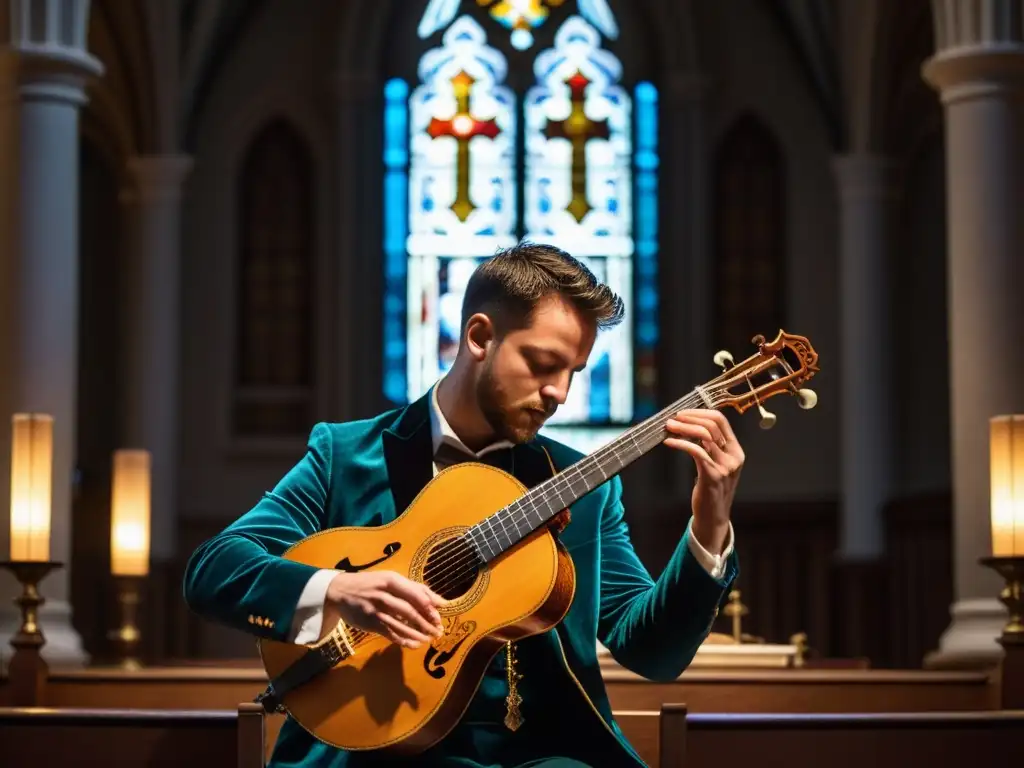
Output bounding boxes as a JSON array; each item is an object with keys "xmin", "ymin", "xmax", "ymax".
[
  {"xmin": 542, "ymin": 69, "xmax": 609, "ymax": 223},
  {"xmin": 427, "ymin": 70, "xmax": 502, "ymax": 222}
]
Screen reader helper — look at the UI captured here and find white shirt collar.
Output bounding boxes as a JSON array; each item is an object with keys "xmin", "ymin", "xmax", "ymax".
[{"xmin": 429, "ymin": 378, "xmax": 514, "ymax": 459}]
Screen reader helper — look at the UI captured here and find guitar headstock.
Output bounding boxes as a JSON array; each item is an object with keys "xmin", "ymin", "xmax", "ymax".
[{"xmin": 702, "ymin": 331, "xmax": 820, "ymax": 429}]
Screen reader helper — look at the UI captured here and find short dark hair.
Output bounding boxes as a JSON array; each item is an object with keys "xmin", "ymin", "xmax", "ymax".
[{"xmin": 460, "ymin": 242, "xmax": 625, "ymax": 336}]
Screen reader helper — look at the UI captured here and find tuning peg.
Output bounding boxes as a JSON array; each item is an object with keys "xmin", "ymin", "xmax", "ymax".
[
  {"xmin": 797, "ymin": 388, "xmax": 818, "ymax": 410},
  {"xmin": 757, "ymin": 403, "xmax": 777, "ymax": 430},
  {"xmin": 713, "ymin": 350, "xmax": 734, "ymax": 369}
]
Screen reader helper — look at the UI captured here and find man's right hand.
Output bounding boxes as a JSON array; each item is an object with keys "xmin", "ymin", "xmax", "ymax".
[{"xmin": 324, "ymin": 571, "xmax": 445, "ymax": 649}]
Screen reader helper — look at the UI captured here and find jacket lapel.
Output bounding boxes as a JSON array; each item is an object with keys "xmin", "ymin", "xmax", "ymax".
[
  {"xmin": 381, "ymin": 392, "xmax": 434, "ymax": 523},
  {"xmin": 379, "ymin": 398, "xmax": 563, "ymax": 525}
]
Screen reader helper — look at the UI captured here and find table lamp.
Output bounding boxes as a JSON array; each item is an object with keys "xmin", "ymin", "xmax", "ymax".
[
  {"xmin": 108, "ymin": 448, "xmax": 151, "ymax": 669},
  {"xmin": 980, "ymin": 415, "xmax": 1024, "ymax": 647},
  {"xmin": 0, "ymin": 413, "xmax": 62, "ymax": 653}
]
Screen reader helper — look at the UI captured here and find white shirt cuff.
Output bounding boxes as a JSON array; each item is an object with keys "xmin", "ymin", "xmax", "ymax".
[
  {"xmin": 686, "ymin": 517, "xmax": 735, "ymax": 581},
  {"xmin": 288, "ymin": 568, "xmax": 339, "ymax": 644}
]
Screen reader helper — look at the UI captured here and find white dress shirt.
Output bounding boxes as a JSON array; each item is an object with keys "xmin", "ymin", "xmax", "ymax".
[{"xmin": 288, "ymin": 383, "xmax": 735, "ymax": 644}]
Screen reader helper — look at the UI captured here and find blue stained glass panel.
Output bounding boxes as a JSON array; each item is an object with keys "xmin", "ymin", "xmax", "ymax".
[
  {"xmin": 383, "ymin": 77, "xmax": 410, "ymax": 405},
  {"xmin": 634, "ymin": 80, "xmax": 659, "ymax": 418}
]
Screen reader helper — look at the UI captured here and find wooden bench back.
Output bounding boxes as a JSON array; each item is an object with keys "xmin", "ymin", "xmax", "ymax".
[
  {"xmin": 659, "ymin": 704, "xmax": 1024, "ymax": 768},
  {"xmin": 0, "ymin": 702, "xmax": 265, "ymax": 768}
]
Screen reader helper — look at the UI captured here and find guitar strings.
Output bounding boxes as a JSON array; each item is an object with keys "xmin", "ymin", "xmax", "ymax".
[
  {"xmin": 329, "ymin": 391, "xmax": 729, "ymax": 655},
  {"xmin": 443, "ymin": 355, "xmax": 780, "ymax": 582},
  {"xmin": 415, "ymin": 390, "xmax": 699, "ymax": 592},
  {"xmin": 330, "ymin": 384, "xmax": 739, "ymax": 655},
  {"xmin": 418, "ymin": 388, "xmax": 718, "ymax": 592}
]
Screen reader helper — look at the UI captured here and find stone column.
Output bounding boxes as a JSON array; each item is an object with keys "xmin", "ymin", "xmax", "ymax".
[
  {"xmin": 119, "ymin": 156, "xmax": 193, "ymax": 562},
  {"xmin": 922, "ymin": 0, "xmax": 1024, "ymax": 667},
  {"xmin": 0, "ymin": 0, "xmax": 102, "ymax": 665},
  {"xmin": 660, "ymin": 72, "xmax": 711, "ymax": 498},
  {"xmin": 832, "ymin": 155, "xmax": 898, "ymax": 558}
]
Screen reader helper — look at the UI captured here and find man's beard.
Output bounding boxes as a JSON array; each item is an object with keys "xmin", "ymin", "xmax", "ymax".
[{"xmin": 476, "ymin": 359, "xmax": 554, "ymax": 444}]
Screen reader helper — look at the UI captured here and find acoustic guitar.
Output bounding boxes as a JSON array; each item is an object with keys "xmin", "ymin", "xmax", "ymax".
[{"xmin": 255, "ymin": 330, "xmax": 820, "ymax": 753}]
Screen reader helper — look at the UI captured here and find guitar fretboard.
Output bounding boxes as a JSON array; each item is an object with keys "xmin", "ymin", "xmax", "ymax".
[{"xmin": 466, "ymin": 386, "xmax": 716, "ymax": 563}]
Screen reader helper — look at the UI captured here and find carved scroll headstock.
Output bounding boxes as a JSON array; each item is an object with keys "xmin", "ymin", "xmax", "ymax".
[{"xmin": 702, "ymin": 331, "xmax": 820, "ymax": 429}]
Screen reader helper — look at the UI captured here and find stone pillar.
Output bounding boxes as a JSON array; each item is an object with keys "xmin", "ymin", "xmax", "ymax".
[
  {"xmin": 922, "ymin": 0, "xmax": 1024, "ymax": 667},
  {"xmin": 832, "ymin": 155, "xmax": 898, "ymax": 558},
  {"xmin": 0, "ymin": 0, "xmax": 102, "ymax": 665},
  {"xmin": 660, "ymin": 72, "xmax": 711, "ymax": 498},
  {"xmin": 119, "ymin": 156, "xmax": 192, "ymax": 562}
]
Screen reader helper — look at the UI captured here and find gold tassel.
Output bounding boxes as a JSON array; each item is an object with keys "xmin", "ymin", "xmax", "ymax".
[{"xmin": 503, "ymin": 640, "xmax": 523, "ymax": 731}]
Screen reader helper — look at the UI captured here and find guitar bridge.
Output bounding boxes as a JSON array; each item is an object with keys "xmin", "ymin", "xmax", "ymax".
[{"xmin": 325, "ymin": 621, "xmax": 355, "ymax": 663}]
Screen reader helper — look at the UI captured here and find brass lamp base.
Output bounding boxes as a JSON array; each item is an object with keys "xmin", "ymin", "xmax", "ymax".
[
  {"xmin": 0, "ymin": 560, "xmax": 62, "ymax": 705},
  {"xmin": 107, "ymin": 575, "xmax": 144, "ymax": 670},
  {"xmin": 979, "ymin": 556, "xmax": 1024, "ymax": 647},
  {"xmin": 0, "ymin": 560, "xmax": 63, "ymax": 649}
]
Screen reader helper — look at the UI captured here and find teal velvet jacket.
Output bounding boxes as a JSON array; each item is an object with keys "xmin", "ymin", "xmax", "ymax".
[{"xmin": 183, "ymin": 393, "xmax": 739, "ymax": 767}]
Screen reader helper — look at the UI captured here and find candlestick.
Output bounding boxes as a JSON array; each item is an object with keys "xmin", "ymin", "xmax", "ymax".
[{"xmin": 0, "ymin": 560, "xmax": 62, "ymax": 650}]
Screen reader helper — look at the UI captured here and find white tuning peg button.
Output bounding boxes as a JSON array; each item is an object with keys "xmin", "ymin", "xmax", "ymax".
[
  {"xmin": 757, "ymin": 404, "xmax": 777, "ymax": 430},
  {"xmin": 713, "ymin": 350, "xmax": 734, "ymax": 369},
  {"xmin": 797, "ymin": 388, "xmax": 818, "ymax": 410}
]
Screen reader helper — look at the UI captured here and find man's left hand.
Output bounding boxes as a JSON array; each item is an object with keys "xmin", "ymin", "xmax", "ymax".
[{"xmin": 662, "ymin": 409, "xmax": 744, "ymax": 554}]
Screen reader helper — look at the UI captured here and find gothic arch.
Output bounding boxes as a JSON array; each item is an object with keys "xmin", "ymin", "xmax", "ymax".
[{"xmin": 232, "ymin": 118, "xmax": 316, "ymax": 437}]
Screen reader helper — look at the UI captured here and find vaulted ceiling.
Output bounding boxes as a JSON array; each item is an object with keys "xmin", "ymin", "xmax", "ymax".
[{"xmin": 88, "ymin": 0, "xmax": 936, "ymax": 158}]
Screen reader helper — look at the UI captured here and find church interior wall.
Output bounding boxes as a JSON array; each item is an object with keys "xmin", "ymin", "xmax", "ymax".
[
  {"xmin": 179, "ymin": 0, "xmax": 337, "ymax": 530},
  {"xmin": 875, "ymin": 4, "xmax": 952, "ymax": 501},
  {"xmin": 698, "ymin": 0, "xmax": 840, "ymax": 501},
  {"xmin": 889, "ymin": 128, "xmax": 950, "ymax": 498}
]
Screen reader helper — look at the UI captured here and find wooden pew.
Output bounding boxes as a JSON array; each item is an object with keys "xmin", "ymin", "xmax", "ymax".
[
  {"xmin": 255, "ymin": 708, "xmax": 663, "ymax": 766},
  {"xmin": 25, "ymin": 663, "xmax": 998, "ymax": 715},
  {"xmin": 613, "ymin": 710, "xmax": 660, "ymax": 766},
  {"xmin": 658, "ymin": 703, "xmax": 1024, "ymax": 768},
  {"xmin": 259, "ymin": 709, "xmax": 661, "ymax": 766},
  {"xmin": 0, "ymin": 702, "xmax": 265, "ymax": 767}
]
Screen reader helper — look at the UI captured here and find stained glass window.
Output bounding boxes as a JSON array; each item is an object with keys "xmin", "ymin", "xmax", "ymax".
[{"xmin": 388, "ymin": 2, "xmax": 658, "ymax": 455}]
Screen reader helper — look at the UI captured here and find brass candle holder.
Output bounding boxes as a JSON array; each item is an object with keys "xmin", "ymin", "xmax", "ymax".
[
  {"xmin": 0, "ymin": 559, "xmax": 62, "ymax": 705},
  {"xmin": 980, "ymin": 556, "xmax": 1024, "ymax": 647},
  {"xmin": 107, "ymin": 575, "xmax": 144, "ymax": 670},
  {"xmin": 0, "ymin": 560, "xmax": 62, "ymax": 650}
]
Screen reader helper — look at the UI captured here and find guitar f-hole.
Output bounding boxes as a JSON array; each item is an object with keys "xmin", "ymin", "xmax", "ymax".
[{"xmin": 335, "ymin": 541, "xmax": 402, "ymax": 572}]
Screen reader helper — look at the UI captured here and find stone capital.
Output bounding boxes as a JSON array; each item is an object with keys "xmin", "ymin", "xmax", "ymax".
[
  {"xmin": 832, "ymin": 154, "xmax": 901, "ymax": 203},
  {"xmin": 0, "ymin": 0, "xmax": 102, "ymax": 104},
  {"xmin": 923, "ymin": 48, "xmax": 1024, "ymax": 104},
  {"xmin": 0, "ymin": 46, "xmax": 103, "ymax": 106},
  {"xmin": 122, "ymin": 155, "xmax": 194, "ymax": 205}
]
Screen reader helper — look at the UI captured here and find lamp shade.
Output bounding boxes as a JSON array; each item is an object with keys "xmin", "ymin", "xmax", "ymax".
[
  {"xmin": 9, "ymin": 413, "xmax": 53, "ymax": 561},
  {"xmin": 110, "ymin": 449, "xmax": 151, "ymax": 576},
  {"xmin": 990, "ymin": 415, "xmax": 1024, "ymax": 557}
]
